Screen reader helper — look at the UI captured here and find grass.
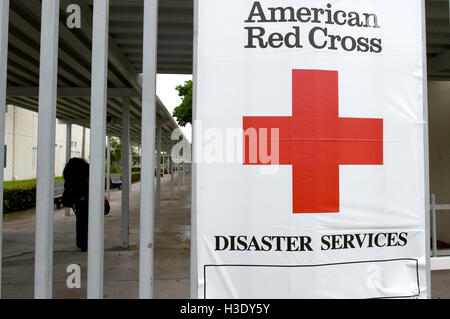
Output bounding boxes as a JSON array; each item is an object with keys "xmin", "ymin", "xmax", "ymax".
[{"xmin": 4, "ymin": 177, "xmax": 64, "ymax": 189}]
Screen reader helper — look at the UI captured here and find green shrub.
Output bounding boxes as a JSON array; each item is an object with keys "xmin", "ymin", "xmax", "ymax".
[
  {"xmin": 3, "ymin": 172, "xmax": 142, "ymax": 214},
  {"xmin": 110, "ymin": 165, "xmax": 121, "ymax": 173},
  {"xmin": 3, "ymin": 183, "xmax": 37, "ymax": 214},
  {"xmin": 131, "ymin": 172, "xmax": 141, "ymax": 184}
]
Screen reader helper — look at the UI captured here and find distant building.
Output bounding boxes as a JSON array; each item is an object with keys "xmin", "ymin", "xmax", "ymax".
[{"xmin": 4, "ymin": 105, "xmax": 90, "ymax": 181}]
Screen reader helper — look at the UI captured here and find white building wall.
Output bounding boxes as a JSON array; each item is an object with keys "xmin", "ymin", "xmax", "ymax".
[
  {"xmin": 4, "ymin": 105, "xmax": 14, "ymax": 181},
  {"xmin": 3, "ymin": 104, "xmax": 91, "ymax": 181}
]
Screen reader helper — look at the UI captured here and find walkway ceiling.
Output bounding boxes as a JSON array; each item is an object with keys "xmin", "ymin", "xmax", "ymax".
[
  {"xmin": 5, "ymin": 0, "xmax": 191, "ymax": 150},
  {"xmin": 427, "ymin": 0, "xmax": 450, "ymax": 80},
  {"xmin": 3, "ymin": 0, "xmax": 449, "ymax": 149}
]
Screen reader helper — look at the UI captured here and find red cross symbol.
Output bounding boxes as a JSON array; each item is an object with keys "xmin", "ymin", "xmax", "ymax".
[{"xmin": 243, "ymin": 69, "xmax": 383, "ymax": 214}]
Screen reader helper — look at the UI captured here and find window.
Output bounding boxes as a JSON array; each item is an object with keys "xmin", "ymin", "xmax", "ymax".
[{"xmin": 71, "ymin": 151, "xmax": 81, "ymax": 158}]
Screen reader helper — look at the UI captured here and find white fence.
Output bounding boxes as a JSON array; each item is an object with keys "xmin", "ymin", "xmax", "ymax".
[{"xmin": 430, "ymin": 194, "xmax": 450, "ymax": 271}]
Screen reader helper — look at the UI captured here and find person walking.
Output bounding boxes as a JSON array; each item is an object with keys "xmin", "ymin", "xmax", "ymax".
[
  {"xmin": 62, "ymin": 158, "xmax": 110, "ymax": 252},
  {"xmin": 62, "ymin": 158, "xmax": 90, "ymax": 251}
]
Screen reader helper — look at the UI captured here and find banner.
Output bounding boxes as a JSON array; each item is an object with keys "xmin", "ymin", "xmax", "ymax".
[{"xmin": 194, "ymin": 0, "xmax": 428, "ymax": 298}]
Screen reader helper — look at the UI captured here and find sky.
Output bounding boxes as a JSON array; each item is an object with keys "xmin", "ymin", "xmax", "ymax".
[{"xmin": 157, "ymin": 74, "xmax": 193, "ymax": 142}]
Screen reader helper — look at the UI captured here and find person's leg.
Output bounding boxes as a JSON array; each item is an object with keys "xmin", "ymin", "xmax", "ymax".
[
  {"xmin": 79, "ymin": 203, "xmax": 89, "ymax": 252},
  {"xmin": 74, "ymin": 209, "xmax": 81, "ymax": 248}
]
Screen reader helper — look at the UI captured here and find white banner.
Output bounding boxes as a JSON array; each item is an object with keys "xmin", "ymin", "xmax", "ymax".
[{"xmin": 194, "ymin": 0, "xmax": 428, "ymax": 299}]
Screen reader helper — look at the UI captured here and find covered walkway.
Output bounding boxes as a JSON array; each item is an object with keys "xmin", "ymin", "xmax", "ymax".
[
  {"xmin": 0, "ymin": 0, "xmax": 448, "ymax": 299},
  {"xmin": 1, "ymin": 172, "xmax": 191, "ymax": 299}
]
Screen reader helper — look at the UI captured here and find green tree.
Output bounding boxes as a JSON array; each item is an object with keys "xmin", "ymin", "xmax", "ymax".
[
  {"xmin": 173, "ymin": 80, "xmax": 192, "ymax": 127},
  {"xmin": 105, "ymin": 139, "xmax": 142, "ymax": 173},
  {"xmin": 110, "ymin": 138, "xmax": 122, "ymax": 165},
  {"xmin": 105, "ymin": 138, "xmax": 122, "ymax": 173}
]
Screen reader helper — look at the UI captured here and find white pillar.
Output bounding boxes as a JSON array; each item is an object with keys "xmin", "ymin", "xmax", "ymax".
[
  {"xmin": 87, "ymin": 0, "xmax": 109, "ymax": 299},
  {"xmin": 140, "ymin": 0, "xmax": 158, "ymax": 299},
  {"xmin": 129, "ymin": 145, "xmax": 132, "ymax": 188},
  {"xmin": 178, "ymin": 162, "xmax": 183, "ymax": 191},
  {"xmin": 0, "ymin": 0, "xmax": 9, "ymax": 300},
  {"xmin": 420, "ymin": 0, "xmax": 431, "ymax": 299},
  {"xmin": 166, "ymin": 155, "xmax": 169, "ymax": 172},
  {"xmin": 106, "ymin": 135, "xmax": 111, "ymax": 201},
  {"xmin": 170, "ymin": 155, "xmax": 174, "ymax": 199},
  {"xmin": 65, "ymin": 124, "xmax": 72, "ymax": 216},
  {"xmin": 183, "ymin": 159, "xmax": 186, "ymax": 185},
  {"xmin": 121, "ymin": 97, "xmax": 130, "ymax": 248},
  {"xmin": 156, "ymin": 126, "xmax": 161, "ymax": 213},
  {"xmin": 34, "ymin": 0, "xmax": 60, "ymax": 299},
  {"xmin": 431, "ymin": 194, "xmax": 437, "ymax": 257},
  {"xmin": 81, "ymin": 127, "xmax": 86, "ymax": 159},
  {"xmin": 191, "ymin": 0, "xmax": 199, "ymax": 299}
]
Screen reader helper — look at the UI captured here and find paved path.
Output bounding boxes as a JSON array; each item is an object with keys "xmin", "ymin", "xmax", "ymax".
[
  {"xmin": 2, "ymin": 171, "xmax": 450, "ymax": 299},
  {"xmin": 2, "ymin": 172, "xmax": 191, "ymax": 299}
]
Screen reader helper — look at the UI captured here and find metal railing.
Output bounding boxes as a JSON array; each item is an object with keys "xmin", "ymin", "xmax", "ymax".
[{"xmin": 431, "ymin": 194, "xmax": 450, "ymax": 257}]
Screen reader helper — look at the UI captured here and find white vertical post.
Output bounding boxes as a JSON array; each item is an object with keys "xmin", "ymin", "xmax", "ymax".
[
  {"xmin": 165, "ymin": 155, "xmax": 168, "ymax": 174},
  {"xmin": 121, "ymin": 97, "xmax": 130, "ymax": 248},
  {"xmin": 431, "ymin": 194, "xmax": 437, "ymax": 257},
  {"xmin": 156, "ymin": 126, "xmax": 161, "ymax": 213},
  {"xmin": 190, "ymin": 0, "xmax": 199, "ymax": 299},
  {"xmin": 34, "ymin": 0, "xmax": 60, "ymax": 299},
  {"xmin": 65, "ymin": 124, "xmax": 72, "ymax": 216},
  {"xmin": 0, "ymin": 0, "xmax": 9, "ymax": 300},
  {"xmin": 170, "ymin": 155, "xmax": 174, "ymax": 199},
  {"xmin": 183, "ymin": 160, "xmax": 186, "ymax": 185},
  {"xmin": 129, "ymin": 145, "xmax": 132, "ymax": 188},
  {"xmin": 106, "ymin": 135, "xmax": 111, "ymax": 201},
  {"xmin": 421, "ymin": 0, "xmax": 431, "ymax": 299},
  {"xmin": 167, "ymin": 156, "xmax": 170, "ymax": 174},
  {"xmin": 178, "ymin": 161, "xmax": 183, "ymax": 190},
  {"xmin": 87, "ymin": 0, "xmax": 109, "ymax": 299},
  {"xmin": 65, "ymin": 124, "xmax": 72, "ymax": 162},
  {"xmin": 81, "ymin": 127, "xmax": 86, "ymax": 159},
  {"xmin": 140, "ymin": 0, "xmax": 158, "ymax": 299}
]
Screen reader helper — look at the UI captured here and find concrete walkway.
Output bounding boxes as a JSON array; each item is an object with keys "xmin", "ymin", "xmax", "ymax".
[
  {"xmin": 2, "ymin": 171, "xmax": 450, "ymax": 299},
  {"xmin": 1, "ymin": 172, "xmax": 191, "ymax": 299}
]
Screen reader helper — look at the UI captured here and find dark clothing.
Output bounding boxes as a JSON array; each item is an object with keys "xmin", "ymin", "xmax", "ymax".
[
  {"xmin": 64, "ymin": 179, "xmax": 90, "ymax": 250},
  {"xmin": 63, "ymin": 158, "xmax": 110, "ymax": 252},
  {"xmin": 62, "ymin": 158, "xmax": 90, "ymax": 252},
  {"xmin": 64, "ymin": 189, "xmax": 89, "ymax": 251},
  {"xmin": 73, "ymin": 198, "xmax": 89, "ymax": 251},
  {"xmin": 70, "ymin": 195, "xmax": 110, "ymax": 251},
  {"xmin": 63, "ymin": 177, "xmax": 89, "ymax": 207}
]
